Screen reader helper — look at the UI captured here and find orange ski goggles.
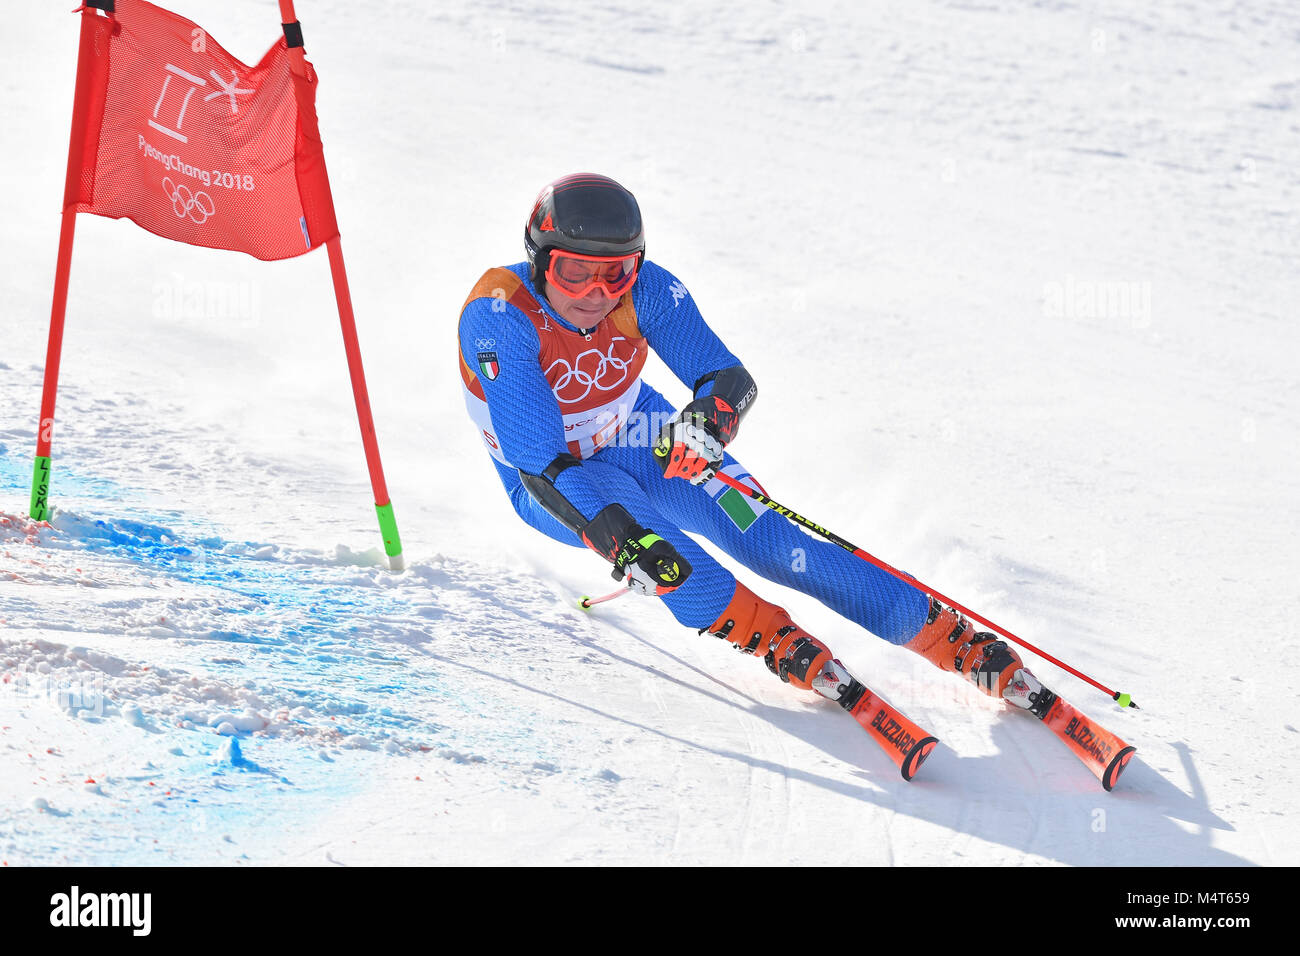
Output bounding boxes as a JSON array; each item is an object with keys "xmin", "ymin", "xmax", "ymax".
[{"xmin": 545, "ymin": 250, "xmax": 641, "ymax": 299}]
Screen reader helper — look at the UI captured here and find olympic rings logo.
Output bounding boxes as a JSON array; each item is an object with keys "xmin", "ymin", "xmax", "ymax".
[
  {"xmin": 547, "ymin": 338, "xmax": 638, "ymax": 404},
  {"xmin": 162, "ymin": 176, "xmax": 216, "ymax": 224}
]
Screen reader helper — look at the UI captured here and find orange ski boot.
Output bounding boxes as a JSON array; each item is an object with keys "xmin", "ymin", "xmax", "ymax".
[
  {"xmin": 904, "ymin": 597, "xmax": 1024, "ymax": 700},
  {"xmin": 705, "ymin": 581, "xmax": 848, "ymax": 700},
  {"xmin": 704, "ymin": 582, "xmax": 941, "ymax": 778}
]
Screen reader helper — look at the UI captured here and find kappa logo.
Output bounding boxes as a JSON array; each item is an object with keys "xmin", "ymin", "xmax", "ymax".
[{"xmin": 669, "ymin": 280, "xmax": 689, "ymax": 307}]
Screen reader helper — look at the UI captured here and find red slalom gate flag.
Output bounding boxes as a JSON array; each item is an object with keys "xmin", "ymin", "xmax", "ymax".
[
  {"xmin": 65, "ymin": 0, "xmax": 338, "ymax": 260},
  {"xmin": 33, "ymin": 0, "xmax": 406, "ymax": 569}
]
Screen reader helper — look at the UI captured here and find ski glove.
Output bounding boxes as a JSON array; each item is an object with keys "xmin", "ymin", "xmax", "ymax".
[
  {"xmin": 581, "ymin": 503, "xmax": 691, "ymax": 596},
  {"xmin": 654, "ymin": 395, "xmax": 741, "ymax": 485}
]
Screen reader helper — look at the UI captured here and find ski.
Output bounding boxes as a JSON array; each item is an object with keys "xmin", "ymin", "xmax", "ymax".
[
  {"xmin": 1006, "ymin": 670, "xmax": 1136, "ymax": 791},
  {"xmin": 839, "ymin": 680, "xmax": 939, "ymax": 782}
]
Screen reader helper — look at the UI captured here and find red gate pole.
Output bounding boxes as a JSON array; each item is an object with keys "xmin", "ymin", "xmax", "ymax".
[
  {"xmin": 30, "ymin": 211, "xmax": 77, "ymax": 522},
  {"xmin": 277, "ymin": 0, "xmax": 405, "ymax": 571},
  {"xmin": 31, "ymin": 1, "xmax": 112, "ymax": 522}
]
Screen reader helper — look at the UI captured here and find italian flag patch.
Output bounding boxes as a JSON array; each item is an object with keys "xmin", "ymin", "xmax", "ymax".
[
  {"xmin": 477, "ymin": 350, "xmax": 500, "ymax": 380},
  {"xmin": 703, "ymin": 465, "xmax": 765, "ymax": 532}
]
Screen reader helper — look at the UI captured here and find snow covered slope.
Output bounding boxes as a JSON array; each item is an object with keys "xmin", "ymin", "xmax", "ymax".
[{"xmin": 2, "ymin": 0, "xmax": 1296, "ymax": 866}]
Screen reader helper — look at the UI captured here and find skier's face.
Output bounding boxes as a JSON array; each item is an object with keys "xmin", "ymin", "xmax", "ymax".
[{"xmin": 544, "ymin": 282, "xmax": 619, "ymax": 329}]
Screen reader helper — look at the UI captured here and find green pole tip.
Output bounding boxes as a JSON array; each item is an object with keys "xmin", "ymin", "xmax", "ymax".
[
  {"xmin": 30, "ymin": 455, "xmax": 52, "ymax": 522},
  {"xmin": 374, "ymin": 501, "xmax": 403, "ymax": 557},
  {"xmin": 578, "ymin": 596, "xmax": 592, "ymax": 611},
  {"xmin": 1115, "ymin": 692, "xmax": 1135, "ymax": 709}
]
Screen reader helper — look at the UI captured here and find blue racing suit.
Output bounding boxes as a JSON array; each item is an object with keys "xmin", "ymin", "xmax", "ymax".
[{"xmin": 457, "ymin": 260, "xmax": 928, "ymax": 643}]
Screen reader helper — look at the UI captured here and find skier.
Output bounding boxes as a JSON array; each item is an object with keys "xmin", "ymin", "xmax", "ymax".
[{"xmin": 457, "ymin": 172, "xmax": 1027, "ymax": 715}]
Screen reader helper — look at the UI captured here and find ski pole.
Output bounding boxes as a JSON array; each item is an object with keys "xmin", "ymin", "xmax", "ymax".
[
  {"xmin": 708, "ymin": 470, "xmax": 1139, "ymax": 709},
  {"xmin": 578, "ymin": 587, "xmax": 631, "ymax": 611}
]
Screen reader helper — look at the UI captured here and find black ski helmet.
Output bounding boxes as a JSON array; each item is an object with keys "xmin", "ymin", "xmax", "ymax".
[{"xmin": 525, "ymin": 173, "xmax": 645, "ymax": 288}]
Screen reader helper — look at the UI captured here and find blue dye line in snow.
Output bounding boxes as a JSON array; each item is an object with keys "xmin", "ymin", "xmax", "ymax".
[
  {"xmin": 0, "ymin": 450, "xmax": 566, "ymax": 863},
  {"xmin": 0, "ymin": 442, "xmax": 135, "ymax": 501},
  {"xmin": 46, "ymin": 509, "xmax": 394, "ymax": 644},
  {"xmin": 63, "ymin": 736, "xmax": 367, "ymax": 866},
  {"xmin": 1, "ymin": 445, "xmax": 536, "ymax": 773}
]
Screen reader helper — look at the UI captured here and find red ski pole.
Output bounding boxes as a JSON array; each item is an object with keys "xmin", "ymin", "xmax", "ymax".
[
  {"xmin": 708, "ymin": 470, "xmax": 1139, "ymax": 709},
  {"xmin": 578, "ymin": 587, "xmax": 631, "ymax": 610}
]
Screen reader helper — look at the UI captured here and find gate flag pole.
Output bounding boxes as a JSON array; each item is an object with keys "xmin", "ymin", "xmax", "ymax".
[
  {"xmin": 30, "ymin": 0, "xmax": 112, "ymax": 522},
  {"xmin": 277, "ymin": 0, "xmax": 405, "ymax": 572}
]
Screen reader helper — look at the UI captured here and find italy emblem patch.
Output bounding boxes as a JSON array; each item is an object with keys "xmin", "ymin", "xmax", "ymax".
[{"xmin": 477, "ymin": 351, "xmax": 500, "ymax": 381}]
